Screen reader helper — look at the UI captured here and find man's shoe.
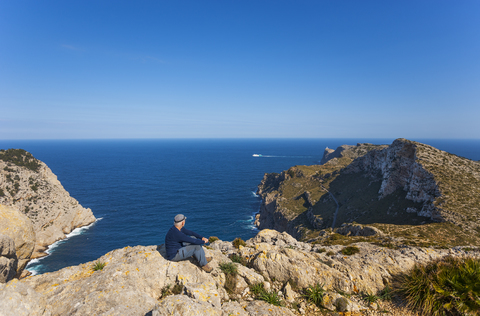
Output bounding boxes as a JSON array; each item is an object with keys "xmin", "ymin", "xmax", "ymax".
[
  {"xmin": 206, "ymin": 256, "xmax": 213, "ymax": 263},
  {"xmin": 202, "ymin": 264, "xmax": 213, "ymax": 273}
]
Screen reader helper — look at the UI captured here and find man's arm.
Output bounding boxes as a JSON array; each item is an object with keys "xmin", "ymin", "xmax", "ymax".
[
  {"xmin": 178, "ymin": 229, "xmax": 206, "ymax": 245},
  {"xmin": 181, "ymin": 228, "xmax": 204, "ymax": 240}
]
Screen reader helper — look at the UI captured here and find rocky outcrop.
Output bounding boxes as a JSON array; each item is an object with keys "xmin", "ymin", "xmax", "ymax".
[
  {"xmin": 320, "ymin": 143, "xmax": 388, "ymax": 165},
  {"xmin": 1, "ymin": 229, "xmax": 478, "ymax": 315},
  {"xmin": 0, "ymin": 234, "xmax": 17, "ymax": 283},
  {"xmin": 0, "ymin": 149, "xmax": 96, "ymax": 259},
  {"xmin": 0, "ymin": 204, "xmax": 35, "ymax": 281},
  {"xmin": 345, "ymin": 139, "xmax": 442, "ymax": 221}
]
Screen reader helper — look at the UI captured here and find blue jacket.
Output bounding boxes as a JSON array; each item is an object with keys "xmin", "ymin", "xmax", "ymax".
[{"xmin": 165, "ymin": 226, "xmax": 205, "ymax": 260}]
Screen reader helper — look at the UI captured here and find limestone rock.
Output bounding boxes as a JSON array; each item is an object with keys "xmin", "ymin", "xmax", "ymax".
[
  {"xmin": 0, "ymin": 234, "xmax": 17, "ymax": 283},
  {"xmin": 283, "ymin": 282, "xmax": 299, "ymax": 303},
  {"xmin": 244, "ymin": 300, "xmax": 296, "ymax": 316},
  {"xmin": 0, "ymin": 205, "xmax": 35, "ymax": 276},
  {"xmin": 0, "ymin": 280, "xmax": 45, "ymax": 316},
  {"xmin": 2, "ymin": 230, "xmax": 480, "ymax": 315},
  {"xmin": 320, "ymin": 143, "xmax": 388, "ymax": 165},
  {"xmin": 322, "ymin": 291, "xmax": 366, "ymax": 312},
  {"xmin": 336, "ymin": 223, "xmax": 384, "ymax": 237}
]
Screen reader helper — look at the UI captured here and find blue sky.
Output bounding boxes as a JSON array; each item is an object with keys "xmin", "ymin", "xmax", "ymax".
[{"xmin": 1, "ymin": 1, "xmax": 479, "ymax": 139}]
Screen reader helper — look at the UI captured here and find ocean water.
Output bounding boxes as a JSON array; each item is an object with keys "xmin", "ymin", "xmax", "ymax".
[{"xmin": 0, "ymin": 138, "xmax": 479, "ymax": 275}]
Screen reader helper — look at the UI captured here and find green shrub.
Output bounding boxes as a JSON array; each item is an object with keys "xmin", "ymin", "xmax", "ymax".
[
  {"xmin": 249, "ymin": 282, "xmax": 283, "ymax": 306},
  {"xmin": 259, "ymin": 290, "xmax": 284, "ymax": 306},
  {"xmin": 208, "ymin": 236, "xmax": 219, "ymax": 243},
  {"xmin": 316, "ymin": 248, "xmax": 326, "ymax": 253},
  {"xmin": 219, "ymin": 262, "xmax": 238, "ymax": 275},
  {"xmin": 326, "ymin": 251, "xmax": 335, "ymax": 256},
  {"xmin": 220, "ymin": 262, "xmax": 238, "ymax": 294},
  {"xmin": 397, "ymin": 256, "xmax": 480, "ymax": 316},
  {"xmin": 340, "ymin": 246, "xmax": 360, "ymax": 256},
  {"xmin": 362, "ymin": 292, "xmax": 380, "ymax": 304},
  {"xmin": 92, "ymin": 261, "xmax": 106, "ymax": 271},
  {"xmin": 229, "ymin": 253, "xmax": 247, "ymax": 266},
  {"xmin": 303, "ymin": 283, "xmax": 325, "ymax": 307},
  {"xmin": 232, "ymin": 237, "xmax": 246, "ymax": 249},
  {"xmin": 0, "ymin": 149, "xmax": 41, "ymax": 172},
  {"xmin": 249, "ymin": 282, "xmax": 266, "ymax": 297},
  {"xmin": 379, "ymin": 284, "xmax": 392, "ymax": 301},
  {"xmin": 161, "ymin": 284, "xmax": 183, "ymax": 297}
]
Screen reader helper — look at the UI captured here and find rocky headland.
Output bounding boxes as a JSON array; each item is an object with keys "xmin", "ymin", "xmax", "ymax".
[
  {"xmin": 255, "ymin": 139, "xmax": 480, "ymax": 248},
  {"xmin": 0, "ymin": 149, "xmax": 96, "ymax": 281}
]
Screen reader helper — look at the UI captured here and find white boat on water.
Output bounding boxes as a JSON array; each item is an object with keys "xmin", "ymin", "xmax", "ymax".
[{"xmin": 252, "ymin": 154, "xmax": 262, "ymax": 157}]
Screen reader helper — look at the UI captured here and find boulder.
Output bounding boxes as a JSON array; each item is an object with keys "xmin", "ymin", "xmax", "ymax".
[
  {"xmin": 0, "ymin": 205, "xmax": 35, "ymax": 277},
  {"xmin": 0, "ymin": 234, "xmax": 17, "ymax": 283}
]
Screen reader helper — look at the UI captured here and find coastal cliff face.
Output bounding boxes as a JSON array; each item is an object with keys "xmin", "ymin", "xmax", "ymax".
[
  {"xmin": 0, "ymin": 149, "xmax": 95, "ymax": 268},
  {"xmin": 1, "ymin": 229, "xmax": 477, "ymax": 316},
  {"xmin": 0, "ymin": 205, "xmax": 36, "ymax": 281},
  {"xmin": 255, "ymin": 139, "xmax": 480, "ymax": 247}
]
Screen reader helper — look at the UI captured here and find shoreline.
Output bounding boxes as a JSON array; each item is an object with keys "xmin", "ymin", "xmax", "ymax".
[{"xmin": 26, "ymin": 218, "xmax": 102, "ymax": 276}]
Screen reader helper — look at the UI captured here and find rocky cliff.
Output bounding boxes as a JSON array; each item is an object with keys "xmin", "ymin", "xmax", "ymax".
[
  {"xmin": 0, "ymin": 149, "xmax": 96, "ymax": 279},
  {"xmin": 0, "ymin": 205, "xmax": 36, "ymax": 281},
  {"xmin": 1, "ymin": 229, "xmax": 478, "ymax": 316},
  {"xmin": 255, "ymin": 139, "xmax": 480, "ymax": 247}
]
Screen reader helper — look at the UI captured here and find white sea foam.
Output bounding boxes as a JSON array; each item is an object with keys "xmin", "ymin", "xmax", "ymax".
[
  {"xmin": 251, "ymin": 191, "xmax": 259, "ymax": 197},
  {"xmin": 25, "ymin": 217, "xmax": 103, "ymax": 275}
]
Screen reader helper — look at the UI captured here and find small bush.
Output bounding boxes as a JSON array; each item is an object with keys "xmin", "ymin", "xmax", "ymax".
[
  {"xmin": 341, "ymin": 246, "xmax": 360, "ymax": 256},
  {"xmin": 92, "ymin": 261, "xmax": 106, "ymax": 271},
  {"xmin": 229, "ymin": 253, "xmax": 247, "ymax": 266},
  {"xmin": 316, "ymin": 248, "xmax": 326, "ymax": 253},
  {"xmin": 208, "ymin": 236, "xmax": 219, "ymax": 243},
  {"xmin": 362, "ymin": 292, "xmax": 380, "ymax": 304},
  {"xmin": 249, "ymin": 282, "xmax": 266, "ymax": 297},
  {"xmin": 259, "ymin": 290, "xmax": 284, "ymax": 306},
  {"xmin": 161, "ymin": 283, "xmax": 183, "ymax": 297},
  {"xmin": 220, "ymin": 262, "xmax": 238, "ymax": 294},
  {"xmin": 249, "ymin": 282, "xmax": 284, "ymax": 307},
  {"xmin": 326, "ymin": 251, "xmax": 335, "ymax": 256},
  {"xmin": 378, "ymin": 284, "xmax": 392, "ymax": 301},
  {"xmin": 219, "ymin": 262, "xmax": 238, "ymax": 275},
  {"xmin": 0, "ymin": 149, "xmax": 41, "ymax": 172},
  {"xmin": 303, "ymin": 283, "xmax": 325, "ymax": 307},
  {"xmin": 232, "ymin": 237, "xmax": 246, "ymax": 249},
  {"xmin": 397, "ymin": 256, "xmax": 480, "ymax": 316}
]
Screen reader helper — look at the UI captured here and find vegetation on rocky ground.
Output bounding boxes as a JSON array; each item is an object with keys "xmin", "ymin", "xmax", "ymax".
[
  {"xmin": 302, "ymin": 283, "xmax": 326, "ymax": 307},
  {"xmin": 219, "ymin": 261, "xmax": 238, "ymax": 294},
  {"xmin": 249, "ymin": 282, "xmax": 284, "ymax": 307},
  {"xmin": 396, "ymin": 256, "xmax": 480, "ymax": 316},
  {"xmin": 91, "ymin": 261, "xmax": 106, "ymax": 271},
  {"xmin": 0, "ymin": 149, "xmax": 41, "ymax": 172},
  {"xmin": 232, "ymin": 237, "xmax": 246, "ymax": 249}
]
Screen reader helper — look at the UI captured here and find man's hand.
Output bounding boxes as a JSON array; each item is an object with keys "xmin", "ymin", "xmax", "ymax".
[{"xmin": 202, "ymin": 237, "xmax": 208, "ymax": 243}]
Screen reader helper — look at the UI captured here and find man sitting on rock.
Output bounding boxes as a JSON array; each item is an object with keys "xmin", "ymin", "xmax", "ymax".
[{"xmin": 165, "ymin": 214, "xmax": 213, "ymax": 272}]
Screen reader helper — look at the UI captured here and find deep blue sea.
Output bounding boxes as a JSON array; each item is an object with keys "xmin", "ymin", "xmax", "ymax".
[{"xmin": 0, "ymin": 138, "xmax": 479, "ymax": 275}]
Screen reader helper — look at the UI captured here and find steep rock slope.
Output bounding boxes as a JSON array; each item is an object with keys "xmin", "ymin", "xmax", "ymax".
[{"xmin": 0, "ymin": 149, "xmax": 96, "ymax": 258}]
